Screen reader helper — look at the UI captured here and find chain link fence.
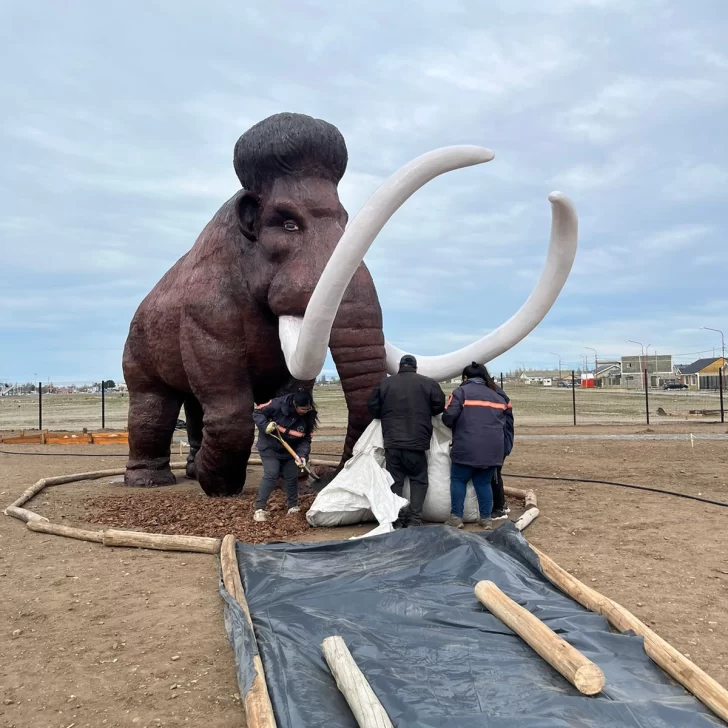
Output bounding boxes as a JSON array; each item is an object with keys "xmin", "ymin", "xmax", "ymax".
[{"xmin": 0, "ymin": 372, "xmax": 725, "ymax": 432}]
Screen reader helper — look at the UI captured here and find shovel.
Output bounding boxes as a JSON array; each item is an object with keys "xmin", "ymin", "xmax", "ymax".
[{"xmin": 270, "ymin": 428, "xmax": 320, "ymax": 481}]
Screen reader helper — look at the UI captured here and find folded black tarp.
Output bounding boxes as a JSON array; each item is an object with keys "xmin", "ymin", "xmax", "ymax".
[{"xmin": 221, "ymin": 524, "xmax": 724, "ymax": 727}]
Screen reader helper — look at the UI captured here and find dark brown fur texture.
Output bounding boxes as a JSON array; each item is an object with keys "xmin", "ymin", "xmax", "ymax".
[{"xmin": 122, "ymin": 113, "xmax": 387, "ymax": 495}]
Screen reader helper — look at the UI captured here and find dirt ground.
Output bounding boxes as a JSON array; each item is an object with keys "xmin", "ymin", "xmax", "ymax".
[{"xmin": 1, "ymin": 429, "xmax": 728, "ymax": 727}]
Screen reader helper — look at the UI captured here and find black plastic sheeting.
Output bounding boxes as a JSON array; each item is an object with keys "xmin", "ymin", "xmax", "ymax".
[{"xmin": 221, "ymin": 524, "xmax": 724, "ymax": 727}]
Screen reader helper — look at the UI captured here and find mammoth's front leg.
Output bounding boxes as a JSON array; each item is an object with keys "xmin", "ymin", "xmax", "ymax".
[
  {"xmin": 125, "ymin": 383, "xmax": 184, "ymax": 487},
  {"xmin": 182, "ymin": 310, "xmax": 255, "ymax": 497}
]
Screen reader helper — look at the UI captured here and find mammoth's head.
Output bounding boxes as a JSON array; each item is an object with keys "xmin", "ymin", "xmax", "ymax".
[
  {"xmin": 232, "ymin": 113, "xmax": 579, "ymax": 383},
  {"xmin": 233, "ymin": 113, "xmax": 352, "ymax": 316}
]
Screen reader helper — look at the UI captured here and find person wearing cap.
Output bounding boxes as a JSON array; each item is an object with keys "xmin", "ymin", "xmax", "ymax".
[{"xmin": 367, "ymin": 355, "xmax": 446, "ymax": 527}]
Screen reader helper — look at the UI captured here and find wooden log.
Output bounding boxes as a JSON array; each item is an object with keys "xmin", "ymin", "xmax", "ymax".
[
  {"xmin": 220, "ymin": 535, "xmax": 277, "ymax": 728},
  {"xmin": 321, "ymin": 636, "xmax": 394, "ymax": 728},
  {"xmin": 474, "ymin": 580, "xmax": 604, "ymax": 695},
  {"xmin": 503, "ymin": 485, "xmax": 538, "ymax": 509},
  {"xmin": 102, "ymin": 529, "xmax": 220, "ymax": 554},
  {"xmin": 4, "ymin": 505, "xmax": 49, "ymax": 523},
  {"xmin": 9, "ymin": 478, "xmax": 51, "ymax": 508},
  {"xmin": 514, "ymin": 507, "xmax": 540, "ymax": 532},
  {"xmin": 532, "ymin": 545, "xmax": 728, "ymax": 722},
  {"xmin": 27, "ymin": 520, "xmax": 103, "ymax": 543}
]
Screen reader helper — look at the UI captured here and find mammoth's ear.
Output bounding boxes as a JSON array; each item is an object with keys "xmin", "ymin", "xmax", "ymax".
[{"xmin": 235, "ymin": 191, "xmax": 261, "ymax": 242}]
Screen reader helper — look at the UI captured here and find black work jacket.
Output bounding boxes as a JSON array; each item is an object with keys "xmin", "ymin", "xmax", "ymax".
[
  {"xmin": 253, "ymin": 395, "xmax": 313, "ymax": 460},
  {"xmin": 442, "ymin": 378, "xmax": 513, "ymax": 468},
  {"xmin": 367, "ymin": 366, "xmax": 446, "ymax": 450}
]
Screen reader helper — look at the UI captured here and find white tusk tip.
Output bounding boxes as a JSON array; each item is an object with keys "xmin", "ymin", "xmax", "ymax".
[{"xmin": 548, "ymin": 191, "xmax": 569, "ymax": 205}]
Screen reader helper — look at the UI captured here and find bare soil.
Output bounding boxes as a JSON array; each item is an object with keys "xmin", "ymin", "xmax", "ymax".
[{"xmin": 1, "ymin": 430, "xmax": 727, "ymax": 727}]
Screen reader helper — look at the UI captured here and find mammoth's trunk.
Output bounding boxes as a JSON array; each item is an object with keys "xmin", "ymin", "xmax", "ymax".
[{"xmin": 328, "ymin": 321, "xmax": 387, "ymax": 463}]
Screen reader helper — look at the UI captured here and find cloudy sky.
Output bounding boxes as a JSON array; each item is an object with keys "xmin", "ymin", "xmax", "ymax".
[{"xmin": 1, "ymin": 0, "xmax": 726, "ymax": 383}]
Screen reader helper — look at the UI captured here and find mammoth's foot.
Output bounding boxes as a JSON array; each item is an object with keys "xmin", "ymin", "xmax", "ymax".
[{"xmin": 124, "ymin": 456, "xmax": 177, "ymax": 487}]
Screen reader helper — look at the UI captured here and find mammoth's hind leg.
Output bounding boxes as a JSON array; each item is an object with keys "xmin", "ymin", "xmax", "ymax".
[
  {"xmin": 183, "ymin": 394, "xmax": 203, "ymax": 480},
  {"xmin": 125, "ymin": 383, "xmax": 184, "ymax": 487}
]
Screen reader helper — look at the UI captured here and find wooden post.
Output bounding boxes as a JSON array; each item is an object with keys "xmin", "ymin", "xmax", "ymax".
[
  {"xmin": 474, "ymin": 580, "xmax": 604, "ymax": 695},
  {"xmin": 321, "ymin": 636, "xmax": 394, "ymax": 728},
  {"xmin": 532, "ymin": 545, "xmax": 728, "ymax": 722},
  {"xmin": 27, "ymin": 520, "xmax": 103, "ymax": 543},
  {"xmin": 102, "ymin": 529, "xmax": 220, "ymax": 554},
  {"xmin": 220, "ymin": 535, "xmax": 277, "ymax": 728}
]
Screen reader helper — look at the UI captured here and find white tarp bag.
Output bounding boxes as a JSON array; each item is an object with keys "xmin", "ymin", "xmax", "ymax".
[
  {"xmin": 306, "ymin": 421, "xmax": 408, "ymax": 536},
  {"xmin": 307, "ymin": 417, "xmax": 481, "ymax": 531}
]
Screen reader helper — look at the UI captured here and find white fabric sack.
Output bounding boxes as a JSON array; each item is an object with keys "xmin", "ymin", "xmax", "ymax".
[
  {"xmin": 307, "ymin": 417, "xmax": 481, "ymax": 530},
  {"xmin": 306, "ymin": 421, "xmax": 408, "ymax": 535}
]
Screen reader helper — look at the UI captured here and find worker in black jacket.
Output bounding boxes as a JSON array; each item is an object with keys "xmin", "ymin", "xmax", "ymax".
[
  {"xmin": 442, "ymin": 362, "xmax": 513, "ymax": 530},
  {"xmin": 251, "ymin": 390, "xmax": 318, "ymax": 523},
  {"xmin": 367, "ymin": 355, "xmax": 446, "ymax": 527}
]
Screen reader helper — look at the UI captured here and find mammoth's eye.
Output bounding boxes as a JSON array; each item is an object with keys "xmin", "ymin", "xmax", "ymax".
[{"xmin": 283, "ymin": 220, "xmax": 300, "ymax": 232}]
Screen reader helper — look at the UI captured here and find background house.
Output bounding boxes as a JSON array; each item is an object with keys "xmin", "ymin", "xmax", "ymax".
[
  {"xmin": 620, "ymin": 354, "xmax": 675, "ymax": 388},
  {"xmin": 677, "ymin": 357, "xmax": 727, "ymax": 390}
]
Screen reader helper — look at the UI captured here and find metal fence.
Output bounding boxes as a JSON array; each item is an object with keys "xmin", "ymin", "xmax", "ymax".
[{"xmin": 0, "ymin": 371, "xmax": 725, "ymax": 432}]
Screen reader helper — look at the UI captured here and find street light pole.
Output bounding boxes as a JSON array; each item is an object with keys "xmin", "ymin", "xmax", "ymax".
[
  {"xmin": 627, "ymin": 340, "xmax": 646, "ymax": 389},
  {"xmin": 550, "ymin": 352, "xmax": 562, "ymax": 383},
  {"xmin": 701, "ymin": 326, "xmax": 726, "ymax": 361},
  {"xmin": 585, "ymin": 346, "xmax": 598, "ymax": 388},
  {"xmin": 702, "ymin": 327, "xmax": 726, "ymax": 392}
]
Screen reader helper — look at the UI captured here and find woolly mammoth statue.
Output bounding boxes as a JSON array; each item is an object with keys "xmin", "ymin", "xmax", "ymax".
[{"xmin": 123, "ymin": 112, "xmax": 577, "ymax": 496}]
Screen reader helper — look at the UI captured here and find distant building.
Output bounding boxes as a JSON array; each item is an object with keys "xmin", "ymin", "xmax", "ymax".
[
  {"xmin": 595, "ymin": 361, "xmax": 621, "ymax": 387},
  {"xmin": 677, "ymin": 357, "xmax": 727, "ymax": 390},
  {"xmin": 621, "ymin": 354, "xmax": 675, "ymax": 389},
  {"xmin": 519, "ymin": 369, "xmax": 567, "ymax": 385}
]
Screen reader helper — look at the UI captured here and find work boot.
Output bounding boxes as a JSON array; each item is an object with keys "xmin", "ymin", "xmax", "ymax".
[
  {"xmin": 445, "ymin": 514, "xmax": 464, "ymax": 529},
  {"xmin": 253, "ymin": 509, "xmax": 269, "ymax": 523},
  {"xmin": 478, "ymin": 517, "xmax": 493, "ymax": 530}
]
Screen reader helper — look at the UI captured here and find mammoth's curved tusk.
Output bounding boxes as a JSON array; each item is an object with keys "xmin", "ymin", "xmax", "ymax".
[
  {"xmin": 281, "ymin": 145, "xmax": 495, "ymax": 381},
  {"xmin": 385, "ymin": 192, "xmax": 578, "ymax": 381}
]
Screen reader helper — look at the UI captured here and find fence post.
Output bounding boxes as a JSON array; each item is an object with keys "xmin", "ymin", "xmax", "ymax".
[
  {"xmin": 500, "ymin": 372, "xmax": 504, "ymax": 390},
  {"xmin": 101, "ymin": 380, "xmax": 106, "ymax": 429},
  {"xmin": 720, "ymin": 369, "xmax": 725, "ymax": 424},
  {"xmin": 38, "ymin": 381, "xmax": 43, "ymax": 431},
  {"xmin": 643, "ymin": 368, "xmax": 650, "ymax": 425},
  {"xmin": 571, "ymin": 370, "xmax": 576, "ymax": 426}
]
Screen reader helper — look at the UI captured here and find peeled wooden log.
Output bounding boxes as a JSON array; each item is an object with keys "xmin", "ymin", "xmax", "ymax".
[
  {"xmin": 503, "ymin": 485, "xmax": 538, "ymax": 509},
  {"xmin": 514, "ymin": 507, "xmax": 540, "ymax": 532},
  {"xmin": 532, "ymin": 545, "xmax": 728, "ymax": 722},
  {"xmin": 220, "ymin": 534, "xmax": 277, "ymax": 728},
  {"xmin": 475, "ymin": 580, "xmax": 604, "ymax": 695},
  {"xmin": 4, "ymin": 505, "xmax": 49, "ymax": 523},
  {"xmin": 322, "ymin": 636, "xmax": 393, "ymax": 728},
  {"xmin": 27, "ymin": 520, "xmax": 103, "ymax": 543},
  {"xmin": 102, "ymin": 529, "xmax": 220, "ymax": 554}
]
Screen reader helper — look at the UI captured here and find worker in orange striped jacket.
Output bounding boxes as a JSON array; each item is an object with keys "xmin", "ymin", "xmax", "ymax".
[
  {"xmin": 442, "ymin": 362, "xmax": 513, "ymax": 530},
  {"xmin": 252, "ymin": 390, "xmax": 318, "ymax": 522}
]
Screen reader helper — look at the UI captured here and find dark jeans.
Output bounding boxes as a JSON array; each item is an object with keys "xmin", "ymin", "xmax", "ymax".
[
  {"xmin": 385, "ymin": 448, "xmax": 429, "ymax": 526},
  {"xmin": 491, "ymin": 466, "xmax": 505, "ymax": 512},
  {"xmin": 255, "ymin": 456, "xmax": 299, "ymax": 510},
  {"xmin": 450, "ymin": 463, "xmax": 497, "ymax": 519}
]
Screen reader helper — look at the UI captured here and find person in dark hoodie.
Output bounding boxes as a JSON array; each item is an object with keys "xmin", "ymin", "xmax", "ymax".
[
  {"xmin": 490, "ymin": 382, "xmax": 515, "ymax": 520},
  {"xmin": 367, "ymin": 355, "xmax": 446, "ymax": 527},
  {"xmin": 252, "ymin": 389, "xmax": 318, "ymax": 522},
  {"xmin": 442, "ymin": 362, "xmax": 513, "ymax": 530}
]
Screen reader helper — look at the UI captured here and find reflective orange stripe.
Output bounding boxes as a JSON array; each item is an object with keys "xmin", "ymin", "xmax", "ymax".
[
  {"xmin": 255, "ymin": 400, "xmax": 272, "ymax": 410},
  {"xmin": 278, "ymin": 425, "xmax": 304, "ymax": 438},
  {"xmin": 463, "ymin": 399, "xmax": 508, "ymax": 410},
  {"xmin": 446, "ymin": 393, "xmax": 454, "ymax": 407}
]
